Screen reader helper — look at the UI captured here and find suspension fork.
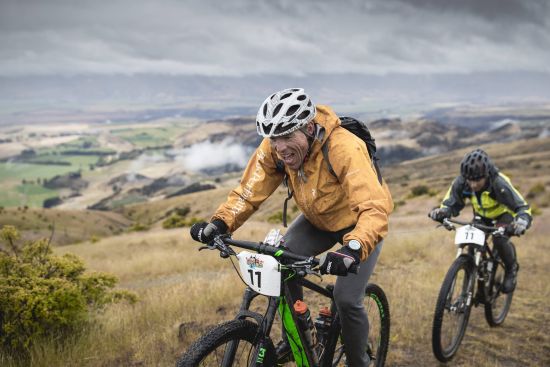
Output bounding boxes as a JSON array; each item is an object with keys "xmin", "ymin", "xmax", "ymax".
[
  {"xmin": 221, "ymin": 288, "xmax": 278, "ymax": 367},
  {"xmin": 455, "ymin": 245, "xmax": 479, "ymax": 308}
]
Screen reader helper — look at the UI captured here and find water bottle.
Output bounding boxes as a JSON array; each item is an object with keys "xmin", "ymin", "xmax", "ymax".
[
  {"xmin": 294, "ymin": 300, "xmax": 318, "ymax": 363},
  {"xmin": 314, "ymin": 306, "xmax": 332, "ymax": 346}
]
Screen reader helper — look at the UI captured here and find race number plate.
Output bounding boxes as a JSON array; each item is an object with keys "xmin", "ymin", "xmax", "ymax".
[
  {"xmin": 237, "ymin": 251, "xmax": 281, "ymax": 296},
  {"xmin": 454, "ymin": 225, "xmax": 485, "ymax": 246}
]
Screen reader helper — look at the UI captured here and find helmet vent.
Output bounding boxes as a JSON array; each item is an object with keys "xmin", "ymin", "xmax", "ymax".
[
  {"xmin": 273, "ymin": 103, "xmax": 283, "ymax": 117},
  {"xmin": 275, "ymin": 122, "xmax": 297, "ymax": 135},
  {"xmin": 286, "ymin": 105, "xmax": 300, "ymax": 116},
  {"xmin": 297, "ymin": 110, "xmax": 310, "ymax": 120}
]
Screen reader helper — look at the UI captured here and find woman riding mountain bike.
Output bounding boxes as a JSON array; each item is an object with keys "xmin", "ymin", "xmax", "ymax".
[{"xmin": 190, "ymin": 88, "xmax": 394, "ymax": 366}]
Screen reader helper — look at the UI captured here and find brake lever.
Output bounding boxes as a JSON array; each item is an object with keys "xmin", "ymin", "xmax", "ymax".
[
  {"xmin": 439, "ymin": 219, "xmax": 455, "ymax": 231},
  {"xmin": 305, "ymin": 267, "xmax": 323, "ymax": 280},
  {"xmin": 198, "ymin": 236, "xmax": 235, "ymax": 258},
  {"xmin": 198, "ymin": 245, "xmax": 216, "ymax": 252}
]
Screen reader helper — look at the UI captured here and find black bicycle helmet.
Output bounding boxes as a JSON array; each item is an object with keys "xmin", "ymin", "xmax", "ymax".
[{"xmin": 460, "ymin": 148, "xmax": 492, "ymax": 180}]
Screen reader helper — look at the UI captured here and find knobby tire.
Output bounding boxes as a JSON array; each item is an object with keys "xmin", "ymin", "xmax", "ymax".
[
  {"xmin": 484, "ymin": 245, "xmax": 514, "ymax": 326},
  {"xmin": 177, "ymin": 319, "xmax": 275, "ymax": 367},
  {"xmin": 331, "ymin": 283, "xmax": 390, "ymax": 367},
  {"xmin": 364, "ymin": 283, "xmax": 390, "ymax": 367},
  {"xmin": 432, "ymin": 255, "xmax": 474, "ymax": 363}
]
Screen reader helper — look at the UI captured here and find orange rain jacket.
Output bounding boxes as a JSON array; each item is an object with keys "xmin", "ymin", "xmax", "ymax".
[{"xmin": 212, "ymin": 105, "xmax": 393, "ymax": 260}]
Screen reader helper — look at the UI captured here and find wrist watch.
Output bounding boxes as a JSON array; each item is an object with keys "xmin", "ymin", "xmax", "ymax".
[{"xmin": 347, "ymin": 240, "xmax": 361, "ymax": 251}]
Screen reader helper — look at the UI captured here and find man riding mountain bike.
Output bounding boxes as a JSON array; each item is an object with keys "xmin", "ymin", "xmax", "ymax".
[
  {"xmin": 429, "ymin": 148, "xmax": 532, "ymax": 293},
  {"xmin": 190, "ymin": 88, "xmax": 393, "ymax": 366}
]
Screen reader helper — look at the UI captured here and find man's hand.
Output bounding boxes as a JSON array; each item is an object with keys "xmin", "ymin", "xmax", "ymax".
[
  {"xmin": 429, "ymin": 207, "xmax": 451, "ymax": 222},
  {"xmin": 190, "ymin": 219, "xmax": 227, "ymax": 244},
  {"xmin": 510, "ymin": 216, "xmax": 528, "ymax": 236},
  {"xmin": 319, "ymin": 246, "xmax": 360, "ymax": 276}
]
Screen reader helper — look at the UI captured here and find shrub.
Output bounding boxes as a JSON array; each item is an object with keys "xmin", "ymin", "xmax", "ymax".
[
  {"xmin": 183, "ymin": 217, "xmax": 203, "ymax": 226},
  {"xmin": 530, "ymin": 203, "xmax": 542, "ymax": 216},
  {"xmin": 174, "ymin": 206, "xmax": 191, "ymax": 217},
  {"xmin": 527, "ymin": 182, "xmax": 546, "ymax": 199},
  {"xmin": 162, "ymin": 214, "xmax": 186, "ymax": 229},
  {"xmin": 128, "ymin": 222, "xmax": 149, "ymax": 232},
  {"xmin": 163, "ymin": 215, "xmax": 203, "ymax": 229},
  {"xmin": 268, "ymin": 211, "xmax": 290, "ymax": 224},
  {"xmin": 0, "ymin": 225, "xmax": 137, "ymax": 354},
  {"xmin": 409, "ymin": 185, "xmax": 430, "ymax": 197},
  {"xmin": 394, "ymin": 200, "xmax": 406, "ymax": 210}
]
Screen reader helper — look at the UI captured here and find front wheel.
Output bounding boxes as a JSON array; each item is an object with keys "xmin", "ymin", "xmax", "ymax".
[
  {"xmin": 432, "ymin": 255, "xmax": 475, "ymax": 363},
  {"xmin": 484, "ymin": 246, "xmax": 514, "ymax": 326},
  {"xmin": 176, "ymin": 319, "xmax": 276, "ymax": 367},
  {"xmin": 332, "ymin": 283, "xmax": 390, "ymax": 367}
]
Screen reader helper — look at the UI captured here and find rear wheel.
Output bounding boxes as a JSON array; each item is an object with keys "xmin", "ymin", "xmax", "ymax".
[
  {"xmin": 177, "ymin": 319, "xmax": 275, "ymax": 367},
  {"xmin": 332, "ymin": 283, "xmax": 390, "ymax": 367},
  {"xmin": 432, "ymin": 255, "xmax": 475, "ymax": 363},
  {"xmin": 484, "ymin": 247, "xmax": 514, "ymax": 326}
]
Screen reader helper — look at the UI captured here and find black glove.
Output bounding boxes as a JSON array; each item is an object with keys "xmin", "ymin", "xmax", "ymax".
[
  {"xmin": 190, "ymin": 219, "xmax": 228, "ymax": 244},
  {"xmin": 510, "ymin": 216, "xmax": 528, "ymax": 236},
  {"xmin": 319, "ymin": 246, "xmax": 360, "ymax": 276},
  {"xmin": 429, "ymin": 207, "xmax": 451, "ymax": 222}
]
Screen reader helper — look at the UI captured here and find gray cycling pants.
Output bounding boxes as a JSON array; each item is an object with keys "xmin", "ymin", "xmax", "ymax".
[{"xmin": 283, "ymin": 214, "xmax": 383, "ymax": 367}]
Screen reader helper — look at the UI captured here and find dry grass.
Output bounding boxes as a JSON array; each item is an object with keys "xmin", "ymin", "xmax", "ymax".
[
  {"xmin": 10, "ymin": 206, "xmax": 539, "ymax": 366},
  {"xmin": 0, "ymin": 207, "xmax": 131, "ymax": 245},
  {"xmin": 3, "ymin": 137, "xmax": 549, "ymax": 366},
  {"xmin": 377, "ymin": 207, "xmax": 550, "ymax": 367}
]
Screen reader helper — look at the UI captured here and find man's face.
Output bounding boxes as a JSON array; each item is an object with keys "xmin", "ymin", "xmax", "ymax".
[
  {"xmin": 270, "ymin": 125, "xmax": 312, "ymax": 170},
  {"xmin": 467, "ymin": 177, "xmax": 487, "ymax": 192}
]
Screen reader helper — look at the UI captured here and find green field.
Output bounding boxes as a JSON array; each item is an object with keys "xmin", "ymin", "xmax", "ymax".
[
  {"xmin": 110, "ymin": 125, "xmax": 184, "ymax": 148},
  {"xmin": 0, "ymin": 162, "xmax": 79, "ymax": 181},
  {"xmin": 40, "ymin": 136, "xmax": 116, "ymax": 156},
  {"xmin": 0, "ymin": 183, "xmax": 58, "ymax": 207},
  {"xmin": 0, "ymin": 161, "xmax": 89, "ymax": 207}
]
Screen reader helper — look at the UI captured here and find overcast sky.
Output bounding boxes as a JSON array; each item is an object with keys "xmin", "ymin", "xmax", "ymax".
[{"xmin": 1, "ymin": 0, "xmax": 549, "ymax": 78}]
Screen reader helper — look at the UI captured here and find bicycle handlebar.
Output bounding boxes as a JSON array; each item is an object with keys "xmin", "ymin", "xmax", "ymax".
[
  {"xmin": 442, "ymin": 218, "xmax": 508, "ymax": 235},
  {"xmin": 223, "ymin": 236, "xmax": 320, "ymax": 266},
  {"xmin": 200, "ymin": 235, "xmax": 360, "ymax": 274}
]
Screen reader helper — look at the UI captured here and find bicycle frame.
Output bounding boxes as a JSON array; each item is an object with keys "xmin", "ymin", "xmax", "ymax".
[
  {"xmin": 212, "ymin": 236, "xmax": 341, "ymax": 367},
  {"xmin": 228, "ymin": 267, "xmax": 342, "ymax": 367},
  {"xmin": 444, "ymin": 218, "xmax": 505, "ymax": 307}
]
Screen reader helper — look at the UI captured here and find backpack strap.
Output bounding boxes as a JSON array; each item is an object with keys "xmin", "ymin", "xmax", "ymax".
[
  {"xmin": 321, "ymin": 138, "xmax": 383, "ymax": 185},
  {"xmin": 276, "ymin": 159, "xmax": 293, "ymax": 227}
]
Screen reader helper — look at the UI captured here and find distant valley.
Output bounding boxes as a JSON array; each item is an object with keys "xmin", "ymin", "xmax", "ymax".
[{"xmin": 0, "ymin": 103, "xmax": 548, "ymax": 214}]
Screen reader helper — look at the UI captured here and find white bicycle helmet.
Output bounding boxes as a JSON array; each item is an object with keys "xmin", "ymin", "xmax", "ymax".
[{"xmin": 256, "ymin": 88, "xmax": 316, "ymax": 138}]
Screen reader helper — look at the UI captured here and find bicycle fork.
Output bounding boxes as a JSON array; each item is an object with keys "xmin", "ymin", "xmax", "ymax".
[
  {"xmin": 453, "ymin": 248, "xmax": 480, "ymax": 310},
  {"xmin": 222, "ymin": 287, "xmax": 279, "ymax": 367}
]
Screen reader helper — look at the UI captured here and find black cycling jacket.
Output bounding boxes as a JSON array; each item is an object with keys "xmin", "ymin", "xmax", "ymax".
[{"xmin": 440, "ymin": 172, "xmax": 532, "ymax": 226}]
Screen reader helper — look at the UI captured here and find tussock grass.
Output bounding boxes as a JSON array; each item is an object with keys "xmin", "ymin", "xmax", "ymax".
[
  {"xmin": 17, "ymin": 209, "xmax": 543, "ymax": 366},
  {"xmin": 6, "ymin": 137, "xmax": 550, "ymax": 366}
]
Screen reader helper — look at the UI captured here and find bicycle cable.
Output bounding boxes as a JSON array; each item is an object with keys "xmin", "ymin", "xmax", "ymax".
[{"xmin": 228, "ymin": 255, "xmax": 248, "ymax": 288}]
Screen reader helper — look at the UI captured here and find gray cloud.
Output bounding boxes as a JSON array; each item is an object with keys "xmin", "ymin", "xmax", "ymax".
[{"xmin": 0, "ymin": 0, "xmax": 548, "ymax": 77}]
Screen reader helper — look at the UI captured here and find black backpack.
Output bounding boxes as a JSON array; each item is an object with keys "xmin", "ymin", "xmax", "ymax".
[{"xmin": 277, "ymin": 116, "xmax": 383, "ymax": 226}]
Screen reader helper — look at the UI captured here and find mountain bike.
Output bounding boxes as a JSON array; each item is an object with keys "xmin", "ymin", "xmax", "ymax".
[
  {"xmin": 432, "ymin": 218, "xmax": 516, "ymax": 363},
  {"xmin": 177, "ymin": 232, "xmax": 390, "ymax": 367}
]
